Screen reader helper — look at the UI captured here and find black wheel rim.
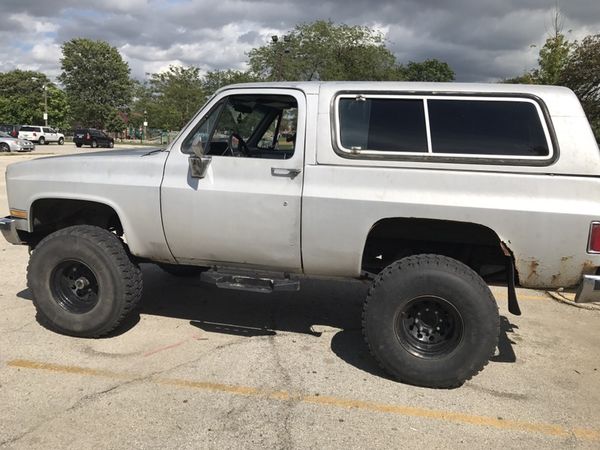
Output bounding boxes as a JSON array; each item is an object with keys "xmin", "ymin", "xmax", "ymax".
[
  {"xmin": 50, "ymin": 260, "xmax": 100, "ymax": 314},
  {"xmin": 395, "ymin": 295, "xmax": 463, "ymax": 358}
]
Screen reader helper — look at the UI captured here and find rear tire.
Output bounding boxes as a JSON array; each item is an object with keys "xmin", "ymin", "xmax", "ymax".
[
  {"xmin": 362, "ymin": 254, "xmax": 499, "ymax": 388},
  {"xmin": 0, "ymin": 143, "xmax": 9, "ymax": 152},
  {"xmin": 91, "ymin": 140, "xmax": 98, "ymax": 148},
  {"xmin": 27, "ymin": 225, "xmax": 143, "ymax": 337},
  {"xmin": 58, "ymin": 137, "xmax": 64, "ymax": 145},
  {"xmin": 38, "ymin": 137, "xmax": 45, "ymax": 145},
  {"xmin": 108, "ymin": 141, "xmax": 114, "ymax": 148}
]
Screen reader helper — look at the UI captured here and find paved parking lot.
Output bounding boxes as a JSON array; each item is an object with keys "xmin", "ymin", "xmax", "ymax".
[{"xmin": 1, "ymin": 147, "xmax": 599, "ymax": 449}]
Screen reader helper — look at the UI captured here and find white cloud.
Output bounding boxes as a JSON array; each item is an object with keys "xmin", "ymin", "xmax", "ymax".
[{"xmin": 0, "ymin": 0, "xmax": 599, "ymax": 83}]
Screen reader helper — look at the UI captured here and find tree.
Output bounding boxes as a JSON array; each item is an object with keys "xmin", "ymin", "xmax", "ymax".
[
  {"xmin": 247, "ymin": 20, "xmax": 400, "ymax": 81},
  {"xmin": 0, "ymin": 70, "xmax": 70, "ymax": 130},
  {"xmin": 143, "ymin": 65, "xmax": 205, "ymax": 130},
  {"xmin": 105, "ymin": 110, "xmax": 127, "ymax": 134},
  {"xmin": 59, "ymin": 38, "xmax": 133, "ymax": 128},
  {"xmin": 560, "ymin": 34, "xmax": 600, "ymax": 140},
  {"xmin": 401, "ymin": 59, "xmax": 455, "ymax": 82},
  {"xmin": 505, "ymin": 9, "xmax": 572, "ymax": 85},
  {"xmin": 533, "ymin": 11, "xmax": 572, "ymax": 85},
  {"xmin": 201, "ymin": 69, "xmax": 259, "ymax": 98}
]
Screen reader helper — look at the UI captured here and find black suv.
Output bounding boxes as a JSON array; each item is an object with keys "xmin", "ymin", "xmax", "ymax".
[{"xmin": 73, "ymin": 129, "xmax": 114, "ymax": 148}]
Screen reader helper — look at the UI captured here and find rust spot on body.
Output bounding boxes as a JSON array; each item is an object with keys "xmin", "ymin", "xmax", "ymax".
[{"xmin": 527, "ymin": 260, "xmax": 539, "ymax": 281}]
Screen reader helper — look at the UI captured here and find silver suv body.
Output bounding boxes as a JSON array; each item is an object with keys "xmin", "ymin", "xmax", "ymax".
[{"xmin": 2, "ymin": 81, "xmax": 599, "ymax": 388}]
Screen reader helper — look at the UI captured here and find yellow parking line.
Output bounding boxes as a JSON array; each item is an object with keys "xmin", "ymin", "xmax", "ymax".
[{"xmin": 6, "ymin": 359, "xmax": 600, "ymax": 441}]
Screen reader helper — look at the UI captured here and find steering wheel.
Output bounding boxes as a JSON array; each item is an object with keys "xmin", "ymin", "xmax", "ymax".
[{"xmin": 226, "ymin": 132, "xmax": 250, "ymax": 157}]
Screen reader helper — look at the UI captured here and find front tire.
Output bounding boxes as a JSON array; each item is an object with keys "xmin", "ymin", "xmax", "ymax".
[
  {"xmin": 362, "ymin": 254, "xmax": 499, "ymax": 388},
  {"xmin": 75, "ymin": 143, "xmax": 82, "ymax": 148},
  {"xmin": 58, "ymin": 137, "xmax": 64, "ymax": 145},
  {"xmin": 91, "ymin": 140, "xmax": 98, "ymax": 148},
  {"xmin": 27, "ymin": 225, "xmax": 143, "ymax": 337}
]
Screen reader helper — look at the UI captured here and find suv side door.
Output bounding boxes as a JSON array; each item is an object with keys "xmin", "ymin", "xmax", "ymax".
[
  {"xmin": 43, "ymin": 127, "xmax": 56, "ymax": 143},
  {"xmin": 161, "ymin": 88, "xmax": 306, "ymax": 271}
]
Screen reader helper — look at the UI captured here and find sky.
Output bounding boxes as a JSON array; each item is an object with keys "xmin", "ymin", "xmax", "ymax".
[{"xmin": 1, "ymin": 0, "xmax": 599, "ymax": 83}]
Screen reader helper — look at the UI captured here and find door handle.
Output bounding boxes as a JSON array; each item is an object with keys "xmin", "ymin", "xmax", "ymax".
[{"xmin": 271, "ymin": 167, "xmax": 301, "ymax": 179}]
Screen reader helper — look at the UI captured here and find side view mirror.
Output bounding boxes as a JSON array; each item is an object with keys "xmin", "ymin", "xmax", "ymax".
[
  {"xmin": 189, "ymin": 155, "xmax": 211, "ymax": 179},
  {"xmin": 188, "ymin": 135, "xmax": 211, "ymax": 179}
]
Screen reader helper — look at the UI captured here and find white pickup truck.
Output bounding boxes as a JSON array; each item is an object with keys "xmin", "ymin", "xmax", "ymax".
[{"xmin": 2, "ymin": 82, "xmax": 599, "ymax": 388}]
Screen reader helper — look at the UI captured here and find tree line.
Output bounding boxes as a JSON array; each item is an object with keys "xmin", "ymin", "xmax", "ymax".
[{"xmin": 0, "ymin": 18, "xmax": 597, "ymax": 139}]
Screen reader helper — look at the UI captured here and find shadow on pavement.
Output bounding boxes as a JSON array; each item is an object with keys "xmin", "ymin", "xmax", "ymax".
[
  {"xmin": 139, "ymin": 264, "xmax": 366, "ymax": 337},
  {"xmin": 17, "ymin": 288, "xmax": 33, "ymax": 301},
  {"xmin": 490, "ymin": 315, "xmax": 519, "ymax": 363},
  {"xmin": 17, "ymin": 264, "xmax": 518, "ymax": 375}
]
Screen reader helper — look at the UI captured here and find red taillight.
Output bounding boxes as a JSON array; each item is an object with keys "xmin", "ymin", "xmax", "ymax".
[
  {"xmin": 86, "ymin": 133, "xmax": 90, "ymax": 140},
  {"xmin": 589, "ymin": 223, "xmax": 600, "ymax": 252},
  {"xmin": 11, "ymin": 130, "xmax": 17, "ymax": 137},
  {"xmin": 32, "ymin": 132, "xmax": 37, "ymax": 136}
]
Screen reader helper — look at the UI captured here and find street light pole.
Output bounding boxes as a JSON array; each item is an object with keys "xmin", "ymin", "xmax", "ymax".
[
  {"xmin": 143, "ymin": 110, "xmax": 148, "ymax": 143},
  {"xmin": 31, "ymin": 77, "xmax": 48, "ymax": 126},
  {"xmin": 43, "ymin": 85, "xmax": 48, "ymax": 127}
]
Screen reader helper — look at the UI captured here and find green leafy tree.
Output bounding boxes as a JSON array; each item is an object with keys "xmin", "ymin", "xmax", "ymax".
[
  {"xmin": 248, "ymin": 20, "xmax": 401, "ymax": 81},
  {"xmin": 46, "ymin": 85, "xmax": 70, "ymax": 131},
  {"xmin": 0, "ymin": 70, "xmax": 69, "ymax": 129},
  {"xmin": 502, "ymin": 72, "xmax": 538, "ymax": 84},
  {"xmin": 139, "ymin": 65, "xmax": 205, "ymax": 130},
  {"xmin": 59, "ymin": 38, "xmax": 133, "ymax": 128},
  {"xmin": 201, "ymin": 69, "xmax": 259, "ymax": 97},
  {"xmin": 560, "ymin": 34, "xmax": 600, "ymax": 140},
  {"xmin": 505, "ymin": 9, "xmax": 572, "ymax": 85},
  {"xmin": 105, "ymin": 110, "xmax": 127, "ymax": 134},
  {"xmin": 534, "ymin": 32, "xmax": 572, "ymax": 84},
  {"xmin": 401, "ymin": 59, "xmax": 455, "ymax": 82}
]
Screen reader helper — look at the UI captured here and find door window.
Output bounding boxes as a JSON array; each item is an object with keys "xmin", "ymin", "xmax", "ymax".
[{"xmin": 182, "ymin": 94, "xmax": 298, "ymax": 159}]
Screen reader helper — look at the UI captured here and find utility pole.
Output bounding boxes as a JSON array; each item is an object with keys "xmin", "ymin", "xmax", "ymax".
[{"xmin": 271, "ymin": 35, "xmax": 290, "ymax": 81}]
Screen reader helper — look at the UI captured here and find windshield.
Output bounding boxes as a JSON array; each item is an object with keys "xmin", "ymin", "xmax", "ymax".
[{"xmin": 0, "ymin": 131, "xmax": 11, "ymax": 138}]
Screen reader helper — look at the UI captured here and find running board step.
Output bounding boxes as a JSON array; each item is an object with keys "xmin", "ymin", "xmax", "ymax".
[{"xmin": 201, "ymin": 267, "xmax": 300, "ymax": 293}]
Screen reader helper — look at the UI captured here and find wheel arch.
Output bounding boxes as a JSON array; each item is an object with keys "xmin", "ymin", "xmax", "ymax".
[
  {"xmin": 27, "ymin": 196, "xmax": 130, "ymax": 245},
  {"xmin": 361, "ymin": 216, "xmax": 516, "ymax": 282}
]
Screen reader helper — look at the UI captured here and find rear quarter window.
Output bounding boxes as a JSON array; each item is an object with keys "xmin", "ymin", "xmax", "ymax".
[
  {"xmin": 428, "ymin": 100, "xmax": 549, "ymax": 157},
  {"xmin": 339, "ymin": 98, "xmax": 428, "ymax": 152}
]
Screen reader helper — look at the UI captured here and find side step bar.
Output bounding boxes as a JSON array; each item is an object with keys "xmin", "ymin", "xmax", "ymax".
[{"xmin": 201, "ymin": 267, "xmax": 300, "ymax": 293}]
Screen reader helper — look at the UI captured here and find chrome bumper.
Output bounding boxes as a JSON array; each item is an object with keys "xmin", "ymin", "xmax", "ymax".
[
  {"xmin": 575, "ymin": 275, "xmax": 600, "ymax": 303},
  {"xmin": 0, "ymin": 217, "xmax": 23, "ymax": 245}
]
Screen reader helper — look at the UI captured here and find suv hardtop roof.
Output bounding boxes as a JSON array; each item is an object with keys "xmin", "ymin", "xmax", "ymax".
[{"xmin": 217, "ymin": 81, "xmax": 582, "ymax": 118}]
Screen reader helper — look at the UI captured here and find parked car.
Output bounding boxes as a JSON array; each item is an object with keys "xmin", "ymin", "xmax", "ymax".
[
  {"xmin": 18, "ymin": 126, "xmax": 64, "ymax": 145},
  {"xmin": 0, "ymin": 124, "xmax": 20, "ymax": 138},
  {"xmin": 73, "ymin": 129, "xmax": 114, "ymax": 148},
  {"xmin": 2, "ymin": 81, "xmax": 600, "ymax": 388},
  {"xmin": 0, "ymin": 131, "xmax": 34, "ymax": 152}
]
